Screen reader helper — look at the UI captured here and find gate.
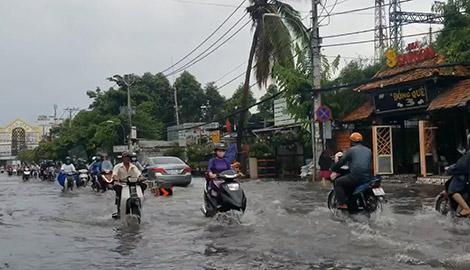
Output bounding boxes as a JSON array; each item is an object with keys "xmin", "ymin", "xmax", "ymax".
[
  {"xmin": 11, "ymin": 127, "xmax": 26, "ymax": 156},
  {"xmin": 419, "ymin": 120, "xmax": 437, "ymax": 177},
  {"xmin": 372, "ymin": 126, "xmax": 394, "ymax": 175}
]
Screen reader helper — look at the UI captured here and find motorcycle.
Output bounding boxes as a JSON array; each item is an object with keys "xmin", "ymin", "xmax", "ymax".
[
  {"xmin": 22, "ymin": 168, "xmax": 31, "ymax": 181},
  {"xmin": 78, "ymin": 169, "xmax": 89, "ymax": 187},
  {"xmin": 119, "ymin": 176, "xmax": 145, "ymax": 225},
  {"xmin": 327, "ymin": 164, "xmax": 385, "ymax": 216},
  {"xmin": 202, "ymin": 170, "xmax": 247, "ymax": 218},
  {"xmin": 60, "ymin": 172, "xmax": 77, "ymax": 192}
]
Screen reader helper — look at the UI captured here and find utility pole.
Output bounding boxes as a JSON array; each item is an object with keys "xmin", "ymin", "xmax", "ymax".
[
  {"xmin": 310, "ymin": 0, "xmax": 322, "ymax": 182},
  {"xmin": 174, "ymin": 86, "xmax": 180, "ymax": 126},
  {"xmin": 122, "ymin": 74, "xmax": 136, "ymax": 151},
  {"xmin": 64, "ymin": 107, "xmax": 79, "ymax": 128}
]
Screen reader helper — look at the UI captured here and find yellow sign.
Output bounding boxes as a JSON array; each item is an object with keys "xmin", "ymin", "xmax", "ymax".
[
  {"xmin": 385, "ymin": 48, "xmax": 397, "ymax": 68},
  {"xmin": 211, "ymin": 131, "xmax": 221, "ymax": 143}
]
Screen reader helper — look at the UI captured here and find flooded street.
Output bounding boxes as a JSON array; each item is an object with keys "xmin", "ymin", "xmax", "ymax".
[{"xmin": 1, "ymin": 175, "xmax": 470, "ymax": 270}]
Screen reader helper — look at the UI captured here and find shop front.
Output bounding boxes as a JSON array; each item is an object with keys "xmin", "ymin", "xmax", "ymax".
[{"xmin": 338, "ymin": 53, "xmax": 470, "ymax": 179}]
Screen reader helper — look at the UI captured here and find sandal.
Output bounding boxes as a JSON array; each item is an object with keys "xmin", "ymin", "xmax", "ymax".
[{"xmin": 456, "ymin": 210, "xmax": 470, "ymax": 218}]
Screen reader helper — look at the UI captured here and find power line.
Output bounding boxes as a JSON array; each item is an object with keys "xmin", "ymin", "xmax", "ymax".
[
  {"xmin": 165, "ymin": 15, "xmax": 251, "ymax": 77},
  {"xmin": 160, "ymin": 0, "xmax": 247, "ymax": 74},
  {"xmin": 319, "ymin": 0, "xmax": 413, "ymax": 18},
  {"xmin": 169, "ymin": 0, "xmax": 240, "ymax": 8},
  {"xmin": 322, "ymin": 29, "xmax": 444, "ymax": 48}
]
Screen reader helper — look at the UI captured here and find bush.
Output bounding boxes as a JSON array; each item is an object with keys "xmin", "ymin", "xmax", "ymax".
[{"xmin": 249, "ymin": 142, "xmax": 274, "ymax": 159}]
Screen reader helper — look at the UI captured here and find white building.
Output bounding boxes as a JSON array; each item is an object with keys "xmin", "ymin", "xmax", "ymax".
[{"xmin": 0, "ymin": 119, "xmax": 42, "ymax": 161}]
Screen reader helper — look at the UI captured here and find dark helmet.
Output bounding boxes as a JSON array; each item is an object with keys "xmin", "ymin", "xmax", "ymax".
[
  {"xmin": 121, "ymin": 151, "xmax": 132, "ymax": 158},
  {"xmin": 65, "ymin": 156, "xmax": 71, "ymax": 161},
  {"xmin": 214, "ymin": 143, "xmax": 227, "ymax": 152}
]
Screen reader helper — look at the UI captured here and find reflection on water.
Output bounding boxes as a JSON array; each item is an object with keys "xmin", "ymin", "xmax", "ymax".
[{"xmin": 0, "ymin": 175, "xmax": 468, "ymax": 269}]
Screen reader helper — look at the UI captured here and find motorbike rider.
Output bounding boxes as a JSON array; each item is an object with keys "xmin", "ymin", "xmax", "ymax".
[
  {"xmin": 75, "ymin": 158, "xmax": 88, "ymax": 170},
  {"xmin": 60, "ymin": 157, "xmax": 76, "ymax": 173},
  {"xmin": 446, "ymin": 147, "xmax": 470, "ymax": 217},
  {"xmin": 332, "ymin": 132, "xmax": 372, "ymax": 210},
  {"xmin": 111, "ymin": 151, "xmax": 146, "ymax": 219},
  {"xmin": 206, "ymin": 143, "xmax": 237, "ymax": 193}
]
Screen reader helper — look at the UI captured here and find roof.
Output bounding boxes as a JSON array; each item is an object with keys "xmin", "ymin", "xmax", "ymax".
[
  {"xmin": 355, "ymin": 56, "xmax": 470, "ymax": 92},
  {"xmin": 341, "ymin": 101, "xmax": 374, "ymax": 122},
  {"xmin": 428, "ymin": 79, "xmax": 470, "ymax": 111}
]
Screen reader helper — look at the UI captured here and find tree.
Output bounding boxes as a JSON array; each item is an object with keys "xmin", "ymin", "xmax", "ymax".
[
  {"xmin": 203, "ymin": 82, "xmax": 226, "ymax": 122},
  {"xmin": 225, "ymin": 85, "xmax": 256, "ymax": 128},
  {"xmin": 435, "ymin": 0, "xmax": 470, "ymax": 63},
  {"xmin": 174, "ymin": 71, "xmax": 206, "ymax": 123},
  {"xmin": 237, "ymin": 0, "xmax": 309, "ymax": 152},
  {"xmin": 258, "ymin": 84, "xmax": 278, "ymax": 125}
]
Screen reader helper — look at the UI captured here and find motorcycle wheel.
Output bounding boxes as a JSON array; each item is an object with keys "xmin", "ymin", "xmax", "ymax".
[
  {"xmin": 435, "ymin": 194, "xmax": 449, "ymax": 216},
  {"xmin": 327, "ymin": 190, "xmax": 337, "ymax": 214}
]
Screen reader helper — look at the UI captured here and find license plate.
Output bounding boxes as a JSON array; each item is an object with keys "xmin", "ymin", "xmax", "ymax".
[
  {"xmin": 167, "ymin": 170, "xmax": 179, "ymax": 175},
  {"xmin": 373, "ymin": 188, "xmax": 385, "ymax": 196}
]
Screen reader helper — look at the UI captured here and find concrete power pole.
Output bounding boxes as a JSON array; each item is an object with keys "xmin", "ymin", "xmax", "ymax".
[
  {"xmin": 122, "ymin": 74, "xmax": 136, "ymax": 151},
  {"xmin": 174, "ymin": 86, "xmax": 180, "ymax": 126},
  {"xmin": 64, "ymin": 107, "xmax": 79, "ymax": 128},
  {"xmin": 310, "ymin": 0, "xmax": 322, "ymax": 181}
]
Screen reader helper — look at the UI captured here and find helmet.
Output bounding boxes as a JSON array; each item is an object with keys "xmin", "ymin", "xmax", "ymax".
[
  {"xmin": 214, "ymin": 143, "xmax": 227, "ymax": 152},
  {"xmin": 65, "ymin": 156, "xmax": 71, "ymax": 161},
  {"xmin": 349, "ymin": 132, "xmax": 363, "ymax": 143},
  {"xmin": 121, "ymin": 151, "xmax": 132, "ymax": 158}
]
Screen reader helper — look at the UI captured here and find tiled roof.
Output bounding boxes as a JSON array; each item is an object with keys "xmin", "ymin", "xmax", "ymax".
[
  {"xmin": 355, "ymin": 56, "xmax": 470, "ymax": 92},
  {"xmin": 428, "ymin": 79, "xmax": 470, "ymax": 111},
  {"xmin": 341, "ymin": 101, "xmax": 374, "ymax": 122}
]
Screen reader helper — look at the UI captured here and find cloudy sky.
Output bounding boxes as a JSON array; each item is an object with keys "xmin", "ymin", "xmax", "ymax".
[{"xmin": 0, "ymin": 0, "xmax": 441, "ymax": 126}]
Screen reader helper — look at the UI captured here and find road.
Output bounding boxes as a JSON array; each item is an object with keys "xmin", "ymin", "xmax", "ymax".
[{"xmin": 0, "ymin": 174, "xmax": 469, "ymax": 270}]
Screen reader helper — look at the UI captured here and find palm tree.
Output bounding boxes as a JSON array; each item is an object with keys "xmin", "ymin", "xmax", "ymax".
[{"xmin": 236, "ymin": 0, "xmax": 308, "ymax": 161}]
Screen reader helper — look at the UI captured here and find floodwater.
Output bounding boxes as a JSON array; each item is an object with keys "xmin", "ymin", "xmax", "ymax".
[{"xmin": 0, "ymin": 174, "xmax": 469, "ymax": 270}]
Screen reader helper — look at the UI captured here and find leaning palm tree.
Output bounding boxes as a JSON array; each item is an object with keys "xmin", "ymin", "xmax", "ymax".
[{"xmin": 236, "ymin": 0, "xmax": 309, "ymax": 160}]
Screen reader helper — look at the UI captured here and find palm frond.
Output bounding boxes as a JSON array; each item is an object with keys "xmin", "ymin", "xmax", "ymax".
[{"xmin": 273, "ymin": 1, "xmax": 310, "ymax": 46}]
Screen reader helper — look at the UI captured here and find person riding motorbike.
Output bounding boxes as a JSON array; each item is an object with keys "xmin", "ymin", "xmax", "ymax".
[
  {"xmin": 75, "ymin": 158, "xmax": 88, "ymax": 170},
  {"xmin": 446, "ymin": 147, "xmax": 470, "ymax": 217},
  {"xmin": 61, "ymin": 157, "xmax": 76, "ymax": 174},
  {"xmin": 111, "ymin": 151, "xmax": 147, "ymax": 219},
  {"xmin": 206, "ymin": 143, "xmax": 237, "ymax": 194},
  {"xmin": 332, "ymin": 132, "xmax": 372, "ymax": 210}
]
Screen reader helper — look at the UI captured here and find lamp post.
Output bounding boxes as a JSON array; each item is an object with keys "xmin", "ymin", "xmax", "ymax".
[{"xmin": 107, "ymin": 74, "xmax": 136, "ymax": 151}]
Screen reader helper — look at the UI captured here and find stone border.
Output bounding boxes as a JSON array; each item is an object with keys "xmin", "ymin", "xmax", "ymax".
[{"xmin": 416, "ymin": 176, "xmax": 448, "ymax": 185}]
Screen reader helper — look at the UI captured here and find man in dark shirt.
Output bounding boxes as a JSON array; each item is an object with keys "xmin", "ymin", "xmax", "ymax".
[{"xmin": 332, "ymin": 132, "xmax": 372, "ymax": 210}]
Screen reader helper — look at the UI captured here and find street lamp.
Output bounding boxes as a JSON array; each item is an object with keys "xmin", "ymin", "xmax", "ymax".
[
  {"xmin": 107, "ymin": 74, "xmax": 137, "ymax": 151},
  {"xmin": 106, "ymin": 120, "xmax": 126, "ymax": 145}
]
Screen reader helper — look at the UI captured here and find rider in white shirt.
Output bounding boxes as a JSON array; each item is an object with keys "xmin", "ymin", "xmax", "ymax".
[{"xmin": 61, "ymin": 157, "xmax": 76, "ymax": 173}]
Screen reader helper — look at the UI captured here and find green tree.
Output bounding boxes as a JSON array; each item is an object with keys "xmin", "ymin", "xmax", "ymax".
[
  {"xmin": 435, "ymin": 0, "xmax": 470, "ymax": 62},
  {"xmin": 225, "ymin": 85, "xmax": 256, "ymax": 127},
  {"xmin": 237, "ymin": 0, "xmax": 309, "ymax": 150},
  {"xmin": 174, "ymin": 71, "xmax": 206, "ymax": 123},
  {"xmin": 203, "ymin": 82, "xmax": 226, "ymax": 121}
]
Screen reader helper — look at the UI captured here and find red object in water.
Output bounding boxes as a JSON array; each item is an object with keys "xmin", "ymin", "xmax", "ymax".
[{"xmin": 226, "ymin": 118, "xmax": 232, "ymax": 134}]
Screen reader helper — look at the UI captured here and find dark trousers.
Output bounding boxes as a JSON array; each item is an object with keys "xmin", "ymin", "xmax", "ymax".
[{"xmin": 334, "ymin": 174, "xmax": 362, "ymax": 205}]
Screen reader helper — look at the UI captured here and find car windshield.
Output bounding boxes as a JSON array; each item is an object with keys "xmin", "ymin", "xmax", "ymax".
[{"xmin": 149, "ymin": 157, "xmax": 184, "ymax": 165}]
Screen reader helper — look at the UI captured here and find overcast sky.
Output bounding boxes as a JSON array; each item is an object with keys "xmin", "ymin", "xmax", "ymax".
[{"xmin": 0, "ymin": 0, "xmax": 441, "ymax": 126}]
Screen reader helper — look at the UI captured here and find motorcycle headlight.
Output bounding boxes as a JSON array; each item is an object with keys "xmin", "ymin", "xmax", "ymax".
[{"xmin": 227, "ymin": 183, "xmax": 240, "ymax": 191}]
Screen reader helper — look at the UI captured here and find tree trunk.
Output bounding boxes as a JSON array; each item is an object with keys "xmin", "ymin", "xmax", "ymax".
[{"xmin": 237, "ymin": 28, "xmax": 259, "ymax": 171}]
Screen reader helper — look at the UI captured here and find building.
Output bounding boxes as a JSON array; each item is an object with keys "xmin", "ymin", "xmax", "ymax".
[
  {"xmin": 167, "ymin": 122, "xmax": 219, "ymax": 146},
  {"xmin": 338, "ymin": 49, "xmax": 470, "ymax": 179},
  {"xmin": 0, "ymin": 119, "xmax": 42, "ymax": 162}
]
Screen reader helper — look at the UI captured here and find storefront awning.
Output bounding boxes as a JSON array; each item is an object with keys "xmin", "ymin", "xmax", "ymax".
[
  {"xmin": 355, "ymin": 56, "xmax": 470, "ymax": 92},
  {"xmin": 428, "ymin": 79, "xmax": 470, "ymax": 111},
  {"xmin": 341, "ymin": 101, "xmax": 374, "ymax": 122}
]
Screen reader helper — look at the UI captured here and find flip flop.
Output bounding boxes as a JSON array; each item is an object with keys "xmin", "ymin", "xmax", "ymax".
[{"xmin": 456, "ymin": 211, "xmax": 470, "ymax": 218}]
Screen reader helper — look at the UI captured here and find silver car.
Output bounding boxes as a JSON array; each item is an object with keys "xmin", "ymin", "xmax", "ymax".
[{"xmin": 143, "ymin": 156, "xmax": 192, "ymax": 187}]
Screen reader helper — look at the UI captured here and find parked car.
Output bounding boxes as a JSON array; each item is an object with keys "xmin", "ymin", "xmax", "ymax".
[{"xmin": 143, "ymin": 156, "xmax": 192, "ymax": 187}]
